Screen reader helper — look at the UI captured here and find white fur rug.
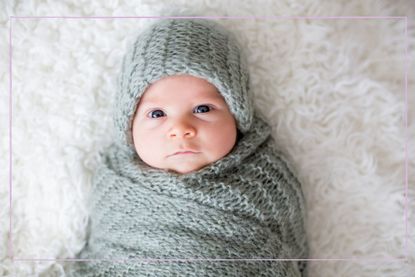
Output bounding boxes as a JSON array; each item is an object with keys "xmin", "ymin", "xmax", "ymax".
[{"xmin": 1, "ymin": 1, "xmax": 414, "ymax": 276}]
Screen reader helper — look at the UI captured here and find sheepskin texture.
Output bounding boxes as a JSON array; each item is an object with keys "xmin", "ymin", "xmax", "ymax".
[{"xmin": 0, "ymin": 0, "xmax": 414, "ymax": 276}]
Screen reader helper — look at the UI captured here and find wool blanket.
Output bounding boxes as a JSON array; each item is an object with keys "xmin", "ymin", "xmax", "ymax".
[{"xmin": 68, "ymin": 112, "xmax": 308, "ymax": 276}]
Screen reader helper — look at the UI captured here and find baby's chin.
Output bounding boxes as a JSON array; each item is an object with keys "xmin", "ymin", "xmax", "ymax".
[
  {"xmin": 165, "ymin": 162, "xmax": 208, "ymax": 175},
  {"xmin": 141, "ymin": 153, "xmax": 221, "ymax": 175},
  {"xmin": 158, "ymin": 157, "xmax": 213, "ymax": 175}
]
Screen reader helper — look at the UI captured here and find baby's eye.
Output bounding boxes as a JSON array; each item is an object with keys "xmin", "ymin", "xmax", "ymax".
[
  {"xmin": 194, "ymin": 105, "xmax": 212, "ymax": 113},
  {"xmin": 148, "ymin": 110, "xmax": 165, "ymax": 118}
]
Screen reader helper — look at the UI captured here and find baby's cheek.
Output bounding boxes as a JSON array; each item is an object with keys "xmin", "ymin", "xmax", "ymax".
[
  {"xmin": 218, "ymin": 123, "xmax": 237, "ymax": 151},
  {"xmin": 134, "ymin": 134, "xmax": 164, "ymax": 166},
  {"xmin": 133, "ymin": 120, "xmax": 163, "ymax": 143},
  {"xmin": 205, "ymin": 126, "xmax": 233, "ymax": 151},
  {"xmin": 133, "ymin": 128, "xmax": 152, "ymax": 151},
  {"xmin": 139, "ymin": 132, "xmax": 156, "ymax": 152}
]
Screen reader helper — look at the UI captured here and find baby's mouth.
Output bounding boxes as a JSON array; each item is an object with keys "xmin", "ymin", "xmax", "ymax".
[{"xmin": 168, "ymin": 151, "xmax": 200, "ymax": 157}]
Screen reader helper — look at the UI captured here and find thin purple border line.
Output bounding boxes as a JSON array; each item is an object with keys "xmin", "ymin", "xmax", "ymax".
[
  {"xmin": 8, "ymin": 15, "xmax": 13, "ymax": 261},
  {"xmin": 8, "ymin": 15, "xmax": 409, "ymax": 263},
  {"xmin": 9, "ymin": 15, "xmax": 406, "ymax": 20},
  {"xmin": 404, "ymin": 16, "xmax": 409, "ymax": 259},
  {"xmin": 13, "ymin": 257, "xmax": 406, "ymax": 263}
]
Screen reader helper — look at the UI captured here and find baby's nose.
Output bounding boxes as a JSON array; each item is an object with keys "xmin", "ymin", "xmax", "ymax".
[{"xmin": 168, "ymin": 120, "xmax": 196, "ymax": 139}]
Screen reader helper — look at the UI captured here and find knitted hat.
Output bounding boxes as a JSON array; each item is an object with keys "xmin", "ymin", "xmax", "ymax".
[{"xmin": 113, "ymin": 18, "xmax": 253, "ymax": 149}]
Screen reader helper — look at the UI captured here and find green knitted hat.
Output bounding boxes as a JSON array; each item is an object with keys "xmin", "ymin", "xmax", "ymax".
[{"xmin": 114, "ymin": 18, "xmax": 253, "ymax": 149}]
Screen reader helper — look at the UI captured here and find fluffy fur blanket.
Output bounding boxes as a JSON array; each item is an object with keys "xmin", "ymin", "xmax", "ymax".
[{"xmin": 0, "ymin": 0, "xmax": 414, "ymax": 276}]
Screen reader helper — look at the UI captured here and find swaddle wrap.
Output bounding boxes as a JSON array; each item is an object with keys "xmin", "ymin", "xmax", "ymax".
[{"xmin": 68, "ymin": 18, "xmax": 308, "ymax": 276}]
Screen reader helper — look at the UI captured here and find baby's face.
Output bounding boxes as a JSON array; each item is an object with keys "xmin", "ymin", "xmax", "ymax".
[{"xmin": 132, "ymin": 74, "xmax": 237, "ymax": 174}]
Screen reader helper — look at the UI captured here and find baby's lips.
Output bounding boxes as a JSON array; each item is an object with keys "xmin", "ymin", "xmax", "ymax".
[{"xmin": 168, "ymin": 150, "xmax": 200, "ymax": 157}]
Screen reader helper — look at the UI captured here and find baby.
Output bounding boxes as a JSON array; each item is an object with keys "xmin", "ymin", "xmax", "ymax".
[{"xmin": 68, "ymin": 18, "xmax": 308, "ymax": 277}]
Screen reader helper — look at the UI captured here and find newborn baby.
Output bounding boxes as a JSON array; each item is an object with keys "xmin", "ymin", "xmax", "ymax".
[{"xmin": 68, "ymin": 18, "xmax": 308, "ymax": 276}]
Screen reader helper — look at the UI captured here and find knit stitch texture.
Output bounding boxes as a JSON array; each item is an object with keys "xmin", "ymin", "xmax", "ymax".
[{"xmin": 67, "ymin": 18, "xmax": 308, "ymax": 277}]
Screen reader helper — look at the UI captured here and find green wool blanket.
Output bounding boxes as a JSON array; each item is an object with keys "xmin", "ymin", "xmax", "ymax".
[{"xmin": 67, "ymin": 113, "xmax": 308, "ymax": 276}]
